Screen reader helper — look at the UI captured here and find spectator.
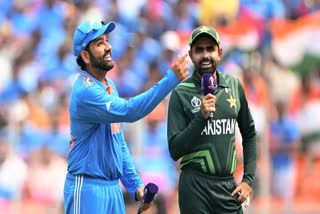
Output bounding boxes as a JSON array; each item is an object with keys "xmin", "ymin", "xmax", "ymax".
[
  {"xmin": 270, "ymin": 101, "xmax": 300, "ymax": 213},
  {"xmin": 0, "ymin": 128, "xmax": 28, "ymax": 212}
]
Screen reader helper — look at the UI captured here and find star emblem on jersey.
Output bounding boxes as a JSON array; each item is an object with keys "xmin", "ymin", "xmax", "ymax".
[
  {"xmin": 199, "ymin": 26, "xmax": 210, "ymax": 33},
  {"xmin": 226, "ymin": 94, "xmax": 236, "ymax": 109}
]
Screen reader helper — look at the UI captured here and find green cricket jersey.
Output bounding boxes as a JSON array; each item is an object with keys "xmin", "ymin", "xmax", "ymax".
[{"xmin": 167, "ymin": 71, "xmax": 257, "ymax": 187}]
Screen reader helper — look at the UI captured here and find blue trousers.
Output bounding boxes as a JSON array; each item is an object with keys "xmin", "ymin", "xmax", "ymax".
[{"xmin": 64, "ymin": 173, "xmax": 125, "ymax": 214}]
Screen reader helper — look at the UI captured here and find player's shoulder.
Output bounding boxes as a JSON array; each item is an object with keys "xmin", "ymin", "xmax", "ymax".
[
  {"xmin": 174, "ymin": 76, "xmax": 197, "ymax": 91},
  {"xmin": 218, "ymin": 71, "xmax": 241, "ymax": 86},
  {"xmin": 72, "ymin": 74, "xmax": 99, "ymax": 96},
  {"xmin": 80, "ymin": 75, "xmax": 97, "ymax": 88}
]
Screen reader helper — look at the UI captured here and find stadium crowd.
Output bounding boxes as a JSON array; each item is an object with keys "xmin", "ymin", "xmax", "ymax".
[{"xmin": 0, "ymin": 0, "xmax": 320, "ymax": 213}]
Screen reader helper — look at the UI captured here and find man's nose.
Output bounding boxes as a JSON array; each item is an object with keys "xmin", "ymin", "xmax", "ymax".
[
  {"xmin": 105, "ymin": 42, "xmax": 112, "ymax": 51},
  {"xmin": 202, "ymin": 50, "xmax": 210, "ymax": 58}
]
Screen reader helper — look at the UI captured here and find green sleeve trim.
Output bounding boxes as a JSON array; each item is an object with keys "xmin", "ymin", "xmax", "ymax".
[{"xmin": 179, "ymin": 82, "xmax": 195, "ymax": 88}]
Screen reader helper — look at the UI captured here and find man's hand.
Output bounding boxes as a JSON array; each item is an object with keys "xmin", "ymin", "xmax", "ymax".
[
  {"xmin": 201, "ymin": 94, "xmax": 216, "ymax": 119},
  {"xmin": 136, "ymin": 187, "xmax": 152, "ymax": 213},
  {"xmin": 170, "ymin": 53, "xmax": 189, "ymax": 82},
  {"xmin": 231, "ymin": 182, "xmax": 252, "ymax": 207}
]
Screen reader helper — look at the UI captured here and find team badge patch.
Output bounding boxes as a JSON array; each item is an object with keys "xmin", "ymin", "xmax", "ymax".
[{"xmin": 226, "ymin": 94, "xmax": 237, "ymax": 109}]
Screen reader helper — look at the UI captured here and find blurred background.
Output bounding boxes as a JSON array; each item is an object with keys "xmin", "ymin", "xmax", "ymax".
[{"xmin": 0, "ymin": 0, "xmax": 320, "ymax": 213}]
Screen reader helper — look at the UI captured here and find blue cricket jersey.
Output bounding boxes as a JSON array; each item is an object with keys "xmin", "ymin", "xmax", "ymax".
[{"xmin": 67, "ymin": 69, "xmax": 179, "ymax": 196}]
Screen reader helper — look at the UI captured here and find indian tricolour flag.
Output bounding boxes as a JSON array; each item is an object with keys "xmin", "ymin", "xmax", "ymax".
[
  {"xmin": 271, "ymin": 11, "xmax": 320, "ymax": 69},
  {"xmin": 176, "ymin": 19, "xmax": 260, "ymax": 55},
  {"xmin": 177, "ymin": 11, "xmax": 320, "ymax": 73}
]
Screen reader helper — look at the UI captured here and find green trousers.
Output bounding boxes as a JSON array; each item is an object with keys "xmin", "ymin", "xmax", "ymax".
[{"xmin": 178, "ymin": 169, "xmax": 243, "ymax": 214}]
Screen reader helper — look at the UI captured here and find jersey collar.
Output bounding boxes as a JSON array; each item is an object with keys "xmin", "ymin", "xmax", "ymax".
[{"xmin": 216, "ymin": 72, "xmax": 229, "ymax": 88}]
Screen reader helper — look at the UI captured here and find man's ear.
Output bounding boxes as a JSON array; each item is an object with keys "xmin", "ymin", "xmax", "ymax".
[
  {"xmin": 188, "ymin": 49, "xmax": 193, "ymax": 62},
  {"xmin": 80, "ymin": 50, "xmax": 90, "ymax": 64},
  {"xmin": 218, "ymin": 47, "xmax": 223, "ymax": 60}
]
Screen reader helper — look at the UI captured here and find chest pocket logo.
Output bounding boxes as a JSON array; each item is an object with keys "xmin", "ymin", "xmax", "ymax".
[{"xmin": 191, "ymin": 96, "xmax": 201, "ymax": 113}]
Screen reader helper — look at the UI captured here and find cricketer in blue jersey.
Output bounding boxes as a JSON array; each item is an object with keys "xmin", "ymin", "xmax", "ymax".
[{"xmin": 63, "ymin": 20, "xmax": 189, "ymax": 214}]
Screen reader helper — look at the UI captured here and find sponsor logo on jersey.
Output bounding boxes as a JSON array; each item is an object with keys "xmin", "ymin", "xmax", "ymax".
[
  {"xmin": 201, "ymin": 119, "xmax": 236, "ymax": 135},
  {"xmin": 191, "ymin": 96, "xmax": 201, "ymax": 113},
  {"xmin": 105, "ymin": 101, "xmax": 112, "ymax": 110}
]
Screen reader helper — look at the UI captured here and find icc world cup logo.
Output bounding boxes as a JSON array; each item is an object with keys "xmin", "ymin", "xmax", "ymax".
[{"xmin": 208, "ymin": 76, "xmax": 216, "ymax": 90}]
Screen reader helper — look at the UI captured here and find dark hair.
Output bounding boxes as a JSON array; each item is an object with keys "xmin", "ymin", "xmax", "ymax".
[
  {"xmin": 76, "ymin": 45, "xmax": 92, "ymax": 70},
  {"xmin": 76, "ymin": 55, "xmax": 86, "ymax": 70}
]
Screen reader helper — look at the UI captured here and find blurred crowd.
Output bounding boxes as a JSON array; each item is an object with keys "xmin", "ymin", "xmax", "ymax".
[{"xmin": 0, "ymin": 0, "xmax": 320, "ymax": 213}]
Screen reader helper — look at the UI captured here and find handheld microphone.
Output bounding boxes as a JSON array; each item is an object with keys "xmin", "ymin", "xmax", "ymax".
[
  {"xmin": 137, "ymin": 183, "xmax": 159, "ymax": 214},
  {"xmin": 201, "ymin": 73, "xmax": 216, "ymax": 120}
]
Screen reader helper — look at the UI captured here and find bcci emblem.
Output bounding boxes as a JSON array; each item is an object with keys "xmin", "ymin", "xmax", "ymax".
[{"xmin": 191, "ymin": 96, "xmax": 201, "ymax": 113}]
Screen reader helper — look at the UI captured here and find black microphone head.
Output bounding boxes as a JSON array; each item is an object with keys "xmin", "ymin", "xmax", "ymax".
[
  {"xmin": 143, "ymin": 183, "xmax": 159, "ymax": 203},
  {"xmin": 201, "ymin": 73, "xmax": 216, "ymax": 95}
]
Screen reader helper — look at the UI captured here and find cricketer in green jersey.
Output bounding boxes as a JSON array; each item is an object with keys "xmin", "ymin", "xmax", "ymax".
[{"xmin": 167, "ymin": 26, "xmax": 257, "ymax": 214}]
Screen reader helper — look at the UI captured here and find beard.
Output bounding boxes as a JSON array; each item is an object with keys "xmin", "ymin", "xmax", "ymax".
[
  {"xmin": 196, "ymin": 58, "xmax": 218, "ymax": 76},
  {"xmin": 89, "ymin": 51, "xmax": 114, "ymax": 72}
]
